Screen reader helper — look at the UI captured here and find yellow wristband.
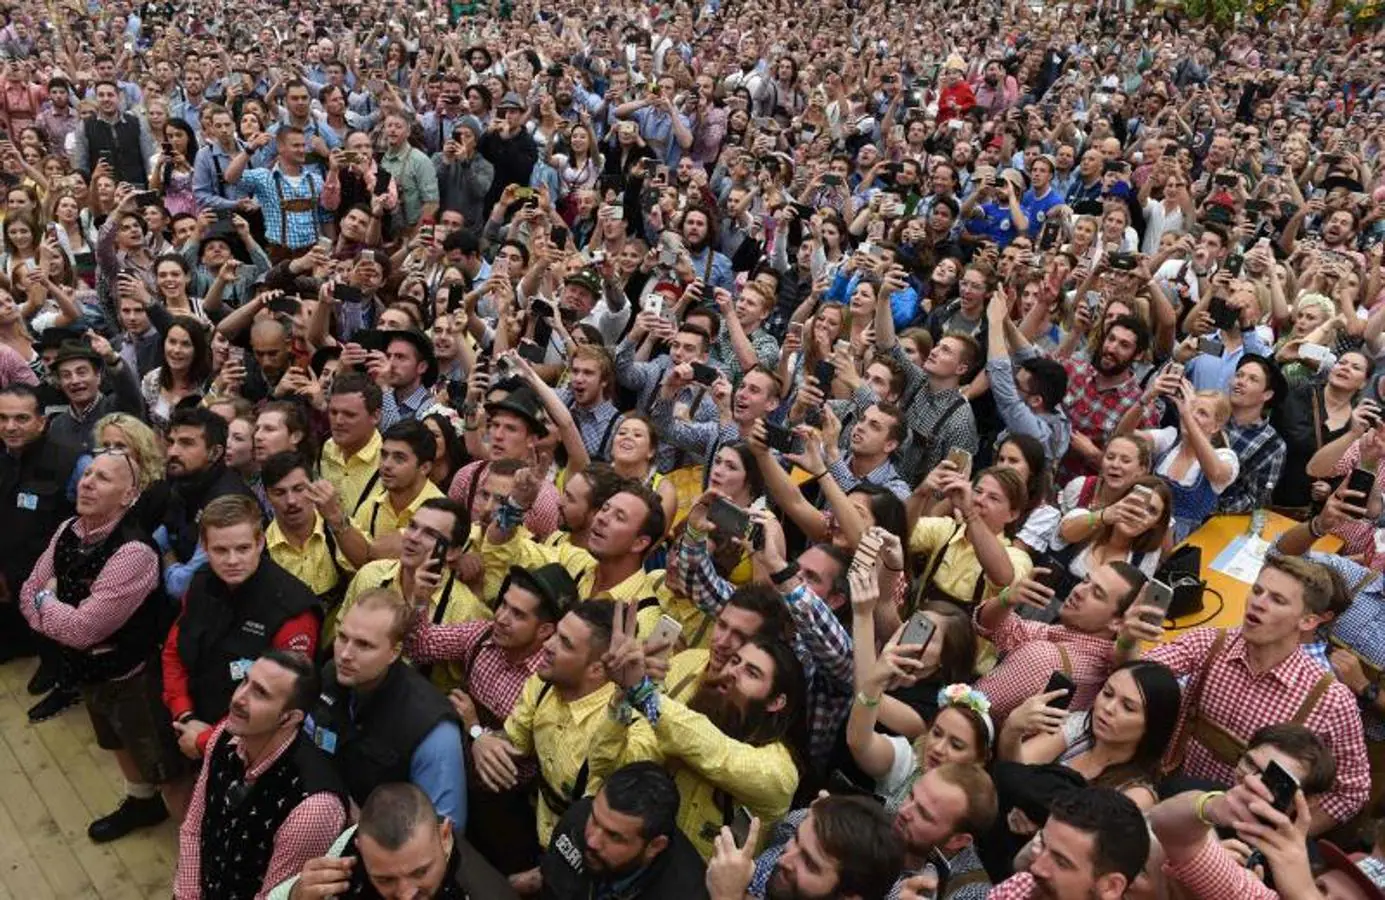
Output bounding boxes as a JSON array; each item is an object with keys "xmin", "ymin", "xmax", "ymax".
[
  {"xmin": 855, "ymin": 691, "xmax": 881, "ymax": 708},
  {"xmin": 1194, "ymin": 790, "xmax": 1225, "ymax": 826}
]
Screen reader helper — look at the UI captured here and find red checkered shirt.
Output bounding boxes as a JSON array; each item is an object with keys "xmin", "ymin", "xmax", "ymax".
[
  {"xmin": 403, "ymin": 617, "xmax": 543, "ymax": 728},
  {"xmin": 984, "ymin": 873, "xmax": 1045, "ymax": 898},
  {"xmin": 174, "ymin": 722, "xmax": 347, "ymax": 900},
  {"xmin": 19, "ymin": 513, "xmax": 160, "ymax": 663},
  {"xmin": 1145, "ymin": 627, "xmax": 1369, "ymax": 823},
  {"xmin": 1057, "ymin": 357, "xmax": 1145, "ymax": 483},
  {"xmin": 975, "ymin": 614, "xmax": 1115, "ymax": 723},
  {"xmin": 447, "ymin": 460, "xmax": 560, "ymax": 539},
  {"xmin": 1162, "ymin": 831, "xmax": 1277, "ymax": 900}
]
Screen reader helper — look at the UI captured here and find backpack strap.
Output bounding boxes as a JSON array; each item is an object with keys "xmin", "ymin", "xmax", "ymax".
[
  {"xmin": 1164, "ymin": 628, "xmax": 1229, "ymax": 774},
  {"xmin": 352, "ymin": 468, "xmax": 382, "ymax": 515},
  {"xmin": 910, "ymin": 520, "xmax": 964, "ymax": 615},
  {"xmin": 1057, "ymin": 644, "xmax": 1073, "ymax": 678}
]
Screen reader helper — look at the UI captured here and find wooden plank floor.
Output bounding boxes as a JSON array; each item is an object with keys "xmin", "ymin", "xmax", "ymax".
[{"xmin": 0, "ymin": 658, "xmax": 177, "ymax": 899}]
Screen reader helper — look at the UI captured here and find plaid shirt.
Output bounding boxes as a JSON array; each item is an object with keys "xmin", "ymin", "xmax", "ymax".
[
  {"xmin": 709, "ymin": 326, "xmax": 780, "ymax": 386},
  {"xmin": 237, "ymin": 166, "xmax": 328, "ymax": 250},
  {"xmin": 1057, "ymin": 357, "xmax": 1144, "ymax": 483},
  {"xmin": 379, "ymin": 384, "xmax": 432, "ymax": 430},
  {"xmin": 1324, "ymin": 440, "xmax": 1385, "ymax": 556},
  {"xmin": 986, "ymin": 873, "xmax": 1047, "ymax": 899},
  {"xmin": 1213, "ymin": 418, "xmax": 1286, "ymax": 514},
  {"xmin": 555, "ymin": 387, "xmax": 623, "ymax": 459},
  {"xmin": 667, "ymin": 524, "xmax": 851, "ymax": 770},
  {"xmin": 611, "ymin": 344, "xmax": 720, "ymax": 472},
  {"xmin": 825, "ymin": 456, "xmax": 911, "ymax": 502},
  {"xmin": 975, "ymin": 613, "xmax": 1115, "ymax": 723},
  {"xmin": 1162, "ymin": 832, "xmax": 1276, "ymax": 900},
  {"xmin": 1307, "ymin": 551, "xmax": 1385, "ymax": 741},
  {"xmin": 1145, "ymin": 627, "xmax": 1370, "ymax": 822},
  {"xmin": 889, "ymin": 345, "xmax": 978, "ymax": 482},
  {"xmin": 175, "ymin": 723, "xmax": 347, "ymax": 900},
  {"xmin": 447, "ymin": 459, "xmax": 561, "ymax": 539},
  {"xmin": 650, "ymin": 396, "xmax": 744, "ymax": 471}
]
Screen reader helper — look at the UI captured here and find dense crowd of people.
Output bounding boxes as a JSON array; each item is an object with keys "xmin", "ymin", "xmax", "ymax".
[{"xmin": 2, "ymin": 0, "xmax": 1385, "ymax": 897}]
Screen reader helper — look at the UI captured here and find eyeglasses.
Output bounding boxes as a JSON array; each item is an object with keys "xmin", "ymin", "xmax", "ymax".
[{"xmin": 93, "ymin": 445, "xmax": 140, "ymax": 484}]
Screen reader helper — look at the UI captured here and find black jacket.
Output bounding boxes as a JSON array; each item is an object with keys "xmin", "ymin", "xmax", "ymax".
[
  {"xmin": 477, "ymin": 128, "xmax": 538, "ymax": 212},
  {"xmin": 157, "ymin": 462, "xmax": 255, "ymax": 563},
  {"xmin": 539, "ymin": 797, "xmax": 709, "ymax": 900},
  {"xmin": 0, "ymin": 427, "xmax": 81, "ymax": 594}
]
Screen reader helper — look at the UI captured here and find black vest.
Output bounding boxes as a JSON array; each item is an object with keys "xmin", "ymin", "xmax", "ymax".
[
  {"xmin": 53, "ymin": 516, "xmax": 165, "ymax": 685},
  {"xmin": 82, "ymin": 114, "xmax": 149, "ymax": 187},
  {"xmin": 198, "ymin": 728, "xmax": 346, "ymax": 900},
  {"xmin": 176, "ymin": 558, "xmax": 322, "ymax": 723},
  {"xmin": 0, "ymin": 430, "xmax": 80, "ymax": 591},
  {"xmin": 304, "ymin": 660, "xmax": 458, "ymax": 806}
]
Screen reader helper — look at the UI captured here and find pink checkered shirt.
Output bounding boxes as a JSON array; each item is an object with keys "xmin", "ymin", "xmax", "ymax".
[
  {"xmin": 976, "ymin": 614, "xmax": 1115, "ymax": 723},
  {"xmin": 984, "ymin": 873, "xmax": 1046, "ymax": 899},
  {"xmin": 1056, "ymin": 357, "xmax": 1145, "ymax": 483},
  {"xmin": 447, "ymin": 459, "xmax": 561, "ymax": 539},
  {"xmin": 1162, "ymin": 832, "xmax": 1277, "ymax": 900},
  {"xmin": 1145, "ymin": 627, "xmax": 1369, "ymax": 823}
]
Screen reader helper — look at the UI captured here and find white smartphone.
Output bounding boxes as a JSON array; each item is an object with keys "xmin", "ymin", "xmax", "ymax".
[
  {"xmin": 650, "ymin": 614, "xmax": 682, "ymax": 652},
  {"xmin": 1299, "ymin": 342, "xmax": 1330, "ymax": 363}
]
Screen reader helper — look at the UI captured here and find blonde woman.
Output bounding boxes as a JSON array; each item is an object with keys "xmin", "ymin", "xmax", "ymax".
[{"xmin": 91, "ymin": 412, "xmax": 165, "ymax": 490}]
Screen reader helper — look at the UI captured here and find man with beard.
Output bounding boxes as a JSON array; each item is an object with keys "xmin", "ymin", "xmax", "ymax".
[
  {"xmin": 378, "ymin": 330, "xmax": 437, "ymax": 429},
  {"xmin": 985, "ymin": 788, "xmax": 1148, "ymax": 900},
  {"xmin": 159, "ymin": 406, "xmax": 256, "ymax": 599},
  {"xmin": 173, "ymin": 651, "xmax": 347, "ymax": 900},
  {"xmin": 544, "ymin": 265, "xmax": 631, "ymax": 348},
  {"xmin": 271, "ymin": 783, "xmax": 514, "ymax": 900},
  {"xmin": 1055, "ymin": 314, "xmax": 1151, "ymax": 481},
  {"xmin": 405, "ymin": 562, "xmax": 574, "ymax": 874},
  {"xmin": 161, "ymin": 495, "xmax": 321, "ymax": 760},
  {"xmin": 545, "ymin": 465, "xmax": 623, "ymax": 552},
  {"xmin": 587, "ymin": 601, "xmax": 805, "ymax": 859},
  {"xmin": 434, "ymin": 120, "xmax": 493, "ymax": 229},
  {"xmin": 540, "ymin": 762, "xmax": 708, "ymax": 899},
  {"xmin": 471, "ymin": 601, "xmax": 617, "ymax": 889},
  {"xmin": 680, "ymin": 206, "xmax": 735, "ymax": 293}
]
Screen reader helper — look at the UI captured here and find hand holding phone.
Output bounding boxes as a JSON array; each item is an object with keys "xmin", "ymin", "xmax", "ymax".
[{"xmin": 1044, "ymin": 670, "xmax": 1075, "ymax": 710}]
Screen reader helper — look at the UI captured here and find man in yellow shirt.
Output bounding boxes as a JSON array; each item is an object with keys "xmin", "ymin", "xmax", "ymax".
[
  {"xmin": 331, "ymin": 498, "xmax": 489, "ymax": 665},
  {"xmin": 312, "ymin": 420, "xmax": 444, "ymax": 570},
  {"xmin": 318, "ymin": 372, "xmax": 383, "ymax": 515},
  {"xmin": 586, "ymin": 601, "xmax": 804, "ymax": 860},
  {"xmin": 262, "ymin": 452, "xmax": 344, "ymax": 609},
  {"xmin": 470, "ymin": 601, "xmax": 616, "ymax": 893},
  {"xmin": 481, "ymin": 470, "xmax": 704, "ymax": 639}
]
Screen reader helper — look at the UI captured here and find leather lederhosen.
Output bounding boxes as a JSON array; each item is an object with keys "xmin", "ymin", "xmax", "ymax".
[{"xmin": 272, "ymin": 169, "xmax": 321, "ymax": 251}]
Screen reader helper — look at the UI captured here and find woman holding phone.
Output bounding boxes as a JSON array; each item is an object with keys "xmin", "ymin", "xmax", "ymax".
[
  {"xmin": 1055, "ymin": 475, "xmax": 1173, "ymax": 580},
  {"xmin": 1053, "ymin": 433, "xmax": 1153, "ymax": 529},
  {"xmin": 1114, "ymin": 371, "xmax": 1239, "ymax": 542},
  {"xmin": 845, "ymin": 551, "xmax": 989, "ymax": 811},
  {"xmin": 1270, "ymin": 349, "xmax": 1369, "ymax": 514}
]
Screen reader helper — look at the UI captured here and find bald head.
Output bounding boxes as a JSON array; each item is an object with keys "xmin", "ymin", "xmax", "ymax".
[{"xmin": 250, "ymin": 317, "xmax": 292, "ymax": 381}]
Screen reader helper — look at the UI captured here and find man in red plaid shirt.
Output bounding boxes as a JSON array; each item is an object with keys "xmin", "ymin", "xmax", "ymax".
[
  {"xmin": 1141, "ymin": 555, "xmax": 1370, "ymax": 832},
  {"xmin": 174, "ymin": 651, "xmax": 347, "ymax": 900},
  {"xmin": 1056, "ymin": 315, "xmax": 1151, "ymax": 483},
  {"xmin": 975, "ymin": 561, "xmax": 1146, "ymax": 723},
  {"xmin": 985, "ymin": 787, "xmax": 1149, "ymax": 900}
]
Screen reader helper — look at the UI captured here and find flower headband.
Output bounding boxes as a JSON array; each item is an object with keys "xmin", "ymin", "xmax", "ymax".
[{"xmin": 937, "ymin": 683, "xmax": 995, "ymax": 744}]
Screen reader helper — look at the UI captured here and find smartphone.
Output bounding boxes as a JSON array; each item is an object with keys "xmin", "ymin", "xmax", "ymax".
[
  {"xmin": 606, "ymin": 205, "xmax": 624, "ymax": 221},
  {"xmin": 1038, "ymin": 219, "xmax": 1063, "ymax": 251},
  {"xmin": 788, "ymin": 321, "xmax": 805, "ymax": 342},
  {"xmin": 946, "ymin": 447, "xmax": 972, "ymax": 475},
  {"xmin": 813, "ymin": 359, "xmax": 835, "ymax": 390},
  {"xmin": 314, "ymin": 236, "xmax": 334, "ymax": 254},
  {"xmin": 334, "ymin": 284, "xmax": 364, "ymax": 305},
  {"xmin": 1044, "ymin": 670, "xmax": 1076, "ymax": 710},
  {"xmin": 1165, "ymin": 361, "xmax": 1185, "ymax": 380},
  {"xmin": 532, "ymin": 316, "xmax": 555, "ymax": 350},
  {"xmin": 762, "ymin": 421, "xmax": 797, "ymax": 454},
  {"xmin": 707, "ymin": 497, "xmax": 751, "ymax": 537},
  {"xmin": 1144, "ymin": 578, "xmax": 1174, "ymax": 626},
  {"xmin": 228, "ymin": 346, "xmax": 246, "ymax": 365},
  {"xmin": 1260, "ymin": 759, "xmax": 1300, "ymax": 816},
  {"xmin": 429, "ymin": 537, "xmax": 450, "ymax": 572},
  {"xmin": 518, "ymin": 338, "xmax": 547, "ymax": 364},
  {"xmin": 132, "ymin": 190, "xmax": 159, "ymax": 207},
  {"xmin": 729, "ymin": 805, "xmax": 754, "ymax": 846},
  {"xmin": 373, "ymin": 169, "xmax": 394, "ymax": 196},
  {"xmin": 1109, "ymin": 252, "xmax": 1138, "ymax": 271},
  {"xmin": 1298, "ymin": 342, "xmax": 1329, "ymax": 364},
  {"xmin": 514, "ymin": 187, "xmax": 536, "ymax": 200},
  {"xmin": 856, "ymin": 530, "xmax": 883, "ymax": 569},
  {"xmin": 649, "ymin": 614, "xmax": 683, "ymax": 652},
  {"xmin": 690, "ymin": 361, "xmax": 720, "ymax": 387},
  {"xmin": 1131, "ymin": 484, "xmax": 1155, "ymax": 509},
  {"xmin": 898, "ymin": 610, "xmax": 938, "ymax": 652},
  {"xmin": 550, "ymin": 225, "xmax": 569, "ymax": 248},
  {"xmin": 1213, "ymin": 172, "xmax": 1238, "ymax": 188},
  {"xmin": 642, "ymin": 293, "xmax": 664, "ymax": 317},
  {"xmin": 1196, "ymin": 336, "xmax": 1224, "ymax": 357},
  {"xmin": 822, "ymin": 173, "xmax": 843, "ymax": 187},
  {"xmin": 1347, "ymin": 467, "xmax": 1375, "ymax": 502}
]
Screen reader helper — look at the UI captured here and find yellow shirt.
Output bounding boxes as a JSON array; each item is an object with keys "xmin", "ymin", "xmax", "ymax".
[
  {"xmin": 907, "ymin": 515, "xmax": 1033, "ymax": 608},
  {"xmin": 348, "ymin": 479, "xmax": 446, "ymax": 556},
  {"xmin": 332, "ymin": 559, "xmax": 490, "ymax": 689},
  {"xmin": 266, "ymin": 514, "xmax": 342, "ymax": 600},
  {"xmin": 481, "ymin": 527, "xmax": 703, "ymax": 639},
  {"xmin": 505, "ymin": 674, "xmax": 615, "ymax": 845},
  {"xmin": 586, "ymin": 685, "xmax": 798, "ymax": 860},
  {"xmin": 320, "ymin": 432, "xmax": 383, "ymax": 515}
]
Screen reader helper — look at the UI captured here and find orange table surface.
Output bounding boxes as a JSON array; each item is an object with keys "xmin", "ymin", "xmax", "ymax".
[{"xmin": 1162, "ymin": 513, "xmax": 1342, "ymax": 641}]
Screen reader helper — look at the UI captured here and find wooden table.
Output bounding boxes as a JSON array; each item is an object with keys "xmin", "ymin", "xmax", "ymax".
[{"xmin": 1162, "ymin": 513, "xmax": 1342, "ymax": 641}]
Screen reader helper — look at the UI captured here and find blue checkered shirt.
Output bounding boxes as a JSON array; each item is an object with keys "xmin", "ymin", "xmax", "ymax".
[
  {"xmin": 1309, "ymin": 551, "xmax": 1385, "ymax": 741},
  {"xmin": 1214, "ymin": 417, "xmax": 1286, "ymax": 514},
  {"xmin": 380, "ymin": 385, "xmax": 432, "ymax": 430},
  {"xmin": 237, "ymin": 166, "xmax": 329, "ymax": 250},
  {"xmin": 555, "ymin": 387, "xmax": 622, "ymax": 459}
]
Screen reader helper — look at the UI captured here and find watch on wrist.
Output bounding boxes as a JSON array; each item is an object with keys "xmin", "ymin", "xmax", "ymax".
[
  {"xmin": 1361, "ymin": 682, "xmax": 1380, "ymax": 709},
  {"xmin": 769, "ymin": 561, "xmax": 800, "ymax": 586},
  {"xmin": 468, "ymin": 724, "xmax": 486, "ymax": 741}
]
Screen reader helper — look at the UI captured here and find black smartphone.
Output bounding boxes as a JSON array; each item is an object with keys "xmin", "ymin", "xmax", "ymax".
[
  {"xmin": 813, "ymin": 359, "xmax": 836, "ymax": 390},
  {"xmin": 1196, "ymin": 336, "xmax": 1224, "ymax": 357},
  {"xmin": 373, "ymin": 169, "xmax": 394, "ymax": 196},
  {"xmin": 447, "ymin": 283, "xmax": 467, "ymax": 311},
  {"xmin": 518, "ymin": 338, "xmax": 547, "ymax": 364},
  {"xmin": 1260, "ymin": 759, "xmax": 1300, "ymax": 816},
  {"xmin": 352, "ymin": 328, "xmax": 388, "ymax": 353},
  {"xmin": 1044, "ymin": 670, "xmax": 1076, "ymax": 710},
  {"xmin": 531, "ymin": 297, "xmax": 555, "ymax": 321},
  {"xmin": 1038, "ymin": 219, "xmax": 1063, "ymax": 251},
  {"xmin": 334, "ymin": 284, "xmax": 364, "ymax": 304},
  {"xmin": 550, "ymin": 225, "xmax": 569, "ymax": 248},
  {"xmin": 132, "ymin": 190, "xmax": 159, "ymax": 207},
  {"xmin": 1208, "ymin": 295, "xmax": 1238, "ymax": 330},
  {"xmin": 707, "ymin": 497, "xmax": 750, "ymax": 537},
  {"xmin": 1347, "ymin": 467, "xmax": 1375, "ymax": 503},
  {"xmin": 898, "ymin": 611, "xmax": 937, "ymax": 653},
  {"xmin": 762, "ymin": 421, "xmax": 797, "ymax": 454},
  {"xmin": 690, "ymin": 361, "xmax": 720, "ymax": 386},
  {"xmin": 267, "ymin": 295, "xmax": 301, "ymax": 316},
  {"xmin": 1109, "ymin": 252, "xmax": 1138, "ymax": 271},
  {"xmin": 1213, "ymin": 172, "xmax": 1238, "ymax": 187},
  {"xmin": 531, "ymin": 317, "xmax": 554, "ymax": 353},
  {"xmin": 430, "ymin": 537, "xmax": 450, "ymax": 572},
  {"xmin": 729, "ymin": 805, "xmax": 754, "ymax": 846}
]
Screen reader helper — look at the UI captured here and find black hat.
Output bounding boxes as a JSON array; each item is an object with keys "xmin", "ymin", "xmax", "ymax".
[
  {"xmin": 1323, "ymin": 173, "xmax": 1365, "ymax": 195},
  {"xmin": 484, "ymin": 383, "xmax": 549, "ymax": 437},
  {"xmin": 32, "ymin": 326, "xmax": 87, "ymax": 354},
  {"xmin": 1235, "ymin": 353, "xmax": 1287, "ymax": 410},
  {"xmin": 384, "ymin": 329, "xmax": 438, "ymax": 387},
  {"xmin": 310, "ymin": 344, "xmax": 342, "ymax": 377},
  {"xmin": 50, "ymin": 340, "xmax": 105, "ymax": 369},
  {"xmin": 503, "ymin": 563, "xmax": 579, "ymax": 616},
  {"xmin": 198, "ymin": 220, "xmax": 253, "ymax": 264}
]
